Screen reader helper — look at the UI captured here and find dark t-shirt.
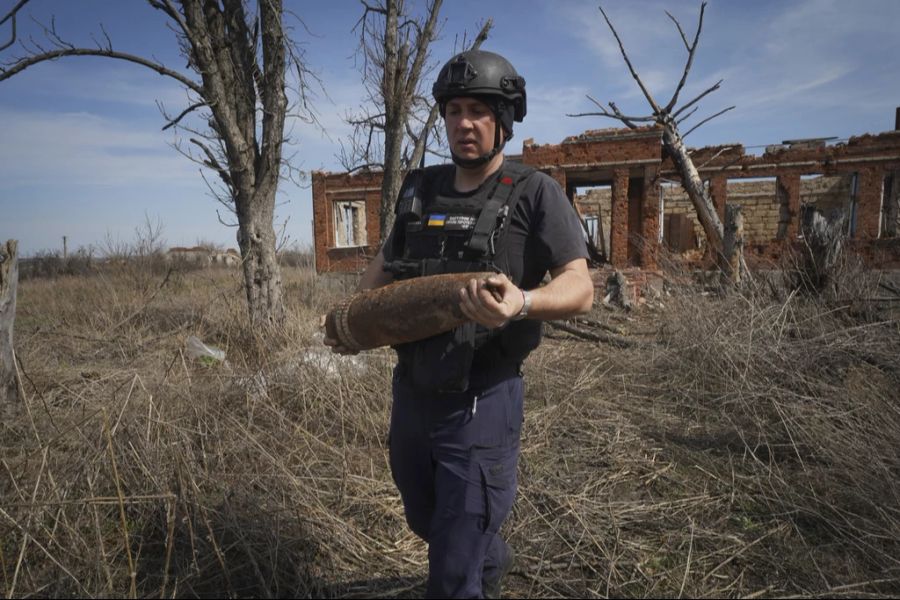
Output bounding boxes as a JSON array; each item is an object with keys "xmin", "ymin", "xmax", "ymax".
[
  {"xmin": 430, "ymin": 162, "xmax": 589, "ymax": 289},
  {"xmin": 385, "ymin": 160, "xmax": 589, "ymax": 370}
]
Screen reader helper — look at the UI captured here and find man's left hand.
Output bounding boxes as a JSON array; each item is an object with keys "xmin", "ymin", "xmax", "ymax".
[{"xmin": 459, "ymin": 273, "xmax": 525, "ymax": 329}]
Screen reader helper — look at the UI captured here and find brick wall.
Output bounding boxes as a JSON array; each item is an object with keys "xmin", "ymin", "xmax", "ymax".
[
  {"xmin": 523, "ymin": 127, "xmax": 662, "ymax": 169},
  {"xmin": 312, "ymin": 127, "xmax": 900, "ymax": 273},
  {"xmin": 575, "ymin": 175, "xmax": 860, "ymax": 249},
  {"xmin": 312, "ymin": 170, "xmax": 383, "ymax": 274},
  {"xmin": 665, "ymin": 176, "xmax": 851, "ymax": 243}
]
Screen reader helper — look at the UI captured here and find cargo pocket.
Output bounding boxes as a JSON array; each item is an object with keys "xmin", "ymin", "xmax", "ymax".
[{"xmin": 466, "ymin": 447, "xmax": 519, "ymax": 534}]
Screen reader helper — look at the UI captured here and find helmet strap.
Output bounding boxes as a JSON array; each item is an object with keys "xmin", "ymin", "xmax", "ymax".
[{"xmin": 450, "ymin": 114, "xmax": 507, "ymax": 169}]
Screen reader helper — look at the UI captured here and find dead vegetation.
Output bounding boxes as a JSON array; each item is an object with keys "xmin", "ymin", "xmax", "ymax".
[{"xmin": 2, "ymin": 256, "xmax": 899, "ymax": 598}]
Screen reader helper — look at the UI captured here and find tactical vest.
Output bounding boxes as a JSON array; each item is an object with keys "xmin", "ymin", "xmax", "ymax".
[{"xmin": 383, "ymin": 160, "xmax": 538, "ymax": 392}]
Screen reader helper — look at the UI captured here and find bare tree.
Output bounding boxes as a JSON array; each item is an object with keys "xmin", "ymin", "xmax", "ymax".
[
  {"xmin": 342, "ymin": 0, "xmax": 492, "ymax": 239},
  {"xmin": 0, "ymin": 0, "xmax": 317, "ymax": 325},
  {"xmin": 571, "ymin": 2, "xmax": 742, "ymax": 277}
]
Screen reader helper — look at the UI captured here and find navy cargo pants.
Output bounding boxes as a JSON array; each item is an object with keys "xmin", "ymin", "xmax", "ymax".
[{"xmin": 389, "ymin": 363, "xmax": 523, "ymax": 599}]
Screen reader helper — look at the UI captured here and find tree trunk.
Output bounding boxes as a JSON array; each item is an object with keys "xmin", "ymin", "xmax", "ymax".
[
  {"xmin": 373, "ymin": 0, "xmax": 444, "ymax": 242},
  {"xmin": 661, "ymin": 125, "xmax": 724, "ymax": 258},
  {"xmin": 1, "ymin": 239, "xmax": 18, "ymax": 405},
  {"xmin": 237, "ymin": 186, "xmax": 284, "ymax": 327},
  {"xmin": 723, "ymin": 204, "xmax": 745, "ymax": 285},
  {"xmin": 181, "ymin": 0, "xmax": 288, "ymax": 327},
  {"xmin": 0, "ymin": 1, "xmax": 293, "ymax": 328},
  {"xmin": 380, "ymin": 127, "xmax": 405, "ymax": 239},
  {"xmin": 604, "ymin": 270, "xmax": 632, "ymax": 310}
]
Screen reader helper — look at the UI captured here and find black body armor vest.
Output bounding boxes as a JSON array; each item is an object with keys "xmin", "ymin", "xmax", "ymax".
[{"xmin": 383, "ymin": 161, "xmax": 537, "ymax": 392}]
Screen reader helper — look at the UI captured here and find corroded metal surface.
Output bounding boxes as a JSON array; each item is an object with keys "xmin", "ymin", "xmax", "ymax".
[{"xmin": 325, "ymin": 272, "xmax": 494, "ymax": 351}]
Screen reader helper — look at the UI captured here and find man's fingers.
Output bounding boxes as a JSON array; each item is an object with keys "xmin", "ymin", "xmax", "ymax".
[
  {"xmin": 479, "ymin": 282, "xmax": 503, "ymax": 304},
  {"xmin": 332, "ymin": 344, "xmax": 359, "ymax": 356},
  {"xmin": 467, "ymin": 277, "xmax": 482, "ymax": 300},
  {"xmin": 481, "ymin": 279, "xmax": 504, "ymax": 302},
  {"xmin": 459, "ymin": 284, "xmax": 510, "ymax": 329},
  {"xmin": 323, "ymin": 334, "xmax": 360, "ymax": 355}
]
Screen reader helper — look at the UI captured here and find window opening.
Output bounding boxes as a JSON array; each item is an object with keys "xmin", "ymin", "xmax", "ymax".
[
  {"xmin": 848, "ymin": 173, "xmax": 859, "ymax": 237},
  {"xmin": 333, "ymin": 200, "xmax": 367, "ymax": 248},
  {"xmin": 574, "ymin": 184, "xmax": 611, "ymax": 261}
]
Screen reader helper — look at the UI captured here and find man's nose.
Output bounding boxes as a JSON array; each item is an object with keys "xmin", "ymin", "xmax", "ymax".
[{"xmin": 457, "ymin": 114, "xmax": 474, "ymax": 129}]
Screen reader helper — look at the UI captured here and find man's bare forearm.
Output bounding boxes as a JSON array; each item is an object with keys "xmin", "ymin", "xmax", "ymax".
[
  {"xmin": 358, "ymin": 250, "xmax": 394, "ymax": 291},
  {"xmin": 527, "ymin": 258, "xmax": 594, "ymax": 320}
]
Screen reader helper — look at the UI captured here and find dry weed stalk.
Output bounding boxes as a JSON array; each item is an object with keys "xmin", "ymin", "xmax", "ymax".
[{"xmin": 1, "ymin": 260, "xmax": 898, "ymax": 598}]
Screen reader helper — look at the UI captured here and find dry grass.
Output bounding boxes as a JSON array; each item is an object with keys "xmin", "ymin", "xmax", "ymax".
[{"xmin": 2, "ymin": 260, "xmax": 899, "ymax": 598}]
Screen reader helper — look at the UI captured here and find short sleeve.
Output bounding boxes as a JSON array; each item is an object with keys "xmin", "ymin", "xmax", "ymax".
[{"xmin": 527, "ymin": 172, "xmax": 590, "ymax": 272}]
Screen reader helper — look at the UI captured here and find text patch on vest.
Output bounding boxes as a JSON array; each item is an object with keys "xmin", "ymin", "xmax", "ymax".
[{"xmin": 442, "ymin": 214, "xmax": 477, "ymax": 231}]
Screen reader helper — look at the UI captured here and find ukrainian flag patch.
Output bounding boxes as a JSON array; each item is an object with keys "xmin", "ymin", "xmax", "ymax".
[{"xmin": 427, "ymin": 213, "xmax": 446, "ymax": 227}]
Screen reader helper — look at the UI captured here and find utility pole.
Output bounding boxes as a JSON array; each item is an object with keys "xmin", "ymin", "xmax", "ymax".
[{"xmin": 63, "ymin": 235, "xmax": 68, "ymax": 259}]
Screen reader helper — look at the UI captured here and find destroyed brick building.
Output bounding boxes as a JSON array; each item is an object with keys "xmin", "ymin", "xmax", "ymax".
[{"xmin": 311, "ymin": 121, "xmax": 900, "ymax": 274}]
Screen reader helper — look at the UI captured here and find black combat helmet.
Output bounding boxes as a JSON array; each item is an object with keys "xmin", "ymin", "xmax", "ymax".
[{"xmin": 432, "ymin": 50, "xmax": 527, "ymax": 167}]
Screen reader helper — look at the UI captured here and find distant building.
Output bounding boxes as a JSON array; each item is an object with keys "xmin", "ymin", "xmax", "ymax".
[{"xmin": 166, "ymin": 246, "xmax": 240, "ymax": 267}]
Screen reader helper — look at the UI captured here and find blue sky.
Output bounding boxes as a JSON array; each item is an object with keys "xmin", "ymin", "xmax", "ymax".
[{"xmin": 1, "ymin": 0, "xmax": 898, "ymax": 256}]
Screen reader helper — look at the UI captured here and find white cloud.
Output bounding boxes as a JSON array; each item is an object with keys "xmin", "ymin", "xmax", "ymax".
[
  {"xmin": 519, "ymin": 83, "xmax": 596, "ymax": 145},
  {"xmin": 545, "ymin": 0, "xmax": 900, "ymax": 147},
  {"xmin": 559, "ymin": 2, "xmax": 674, "ymax": 69},
  {"xmin": 701, "ymin": 0, "xmax": 898, "ymax": 128},
  {"xmin": 557, "ymin": 1, "xmax": 704, "ymax": 99},
  {"xmin": 1, "ymin": 61, "xmax": 194, "ymax": 111},
  {"xmin": 281, "ymin": 72, "xmax": 372, "ymax": 173},
  {"xmin": 0, "ymin": 107, "xmax": 198, "ymax": 187}
]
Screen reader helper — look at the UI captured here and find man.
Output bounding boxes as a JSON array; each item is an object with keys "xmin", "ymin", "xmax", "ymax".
[{"xmin": 326, "ymin": 50, "xmax": 594, "ymax": 598}]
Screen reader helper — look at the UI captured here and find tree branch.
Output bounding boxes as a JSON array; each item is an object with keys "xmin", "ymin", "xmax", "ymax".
[
  {"xmin": 545, "ymin": 320, "xmax": 635, "ymax": 348},
  {"xmin": 1, "ymin": 0, "xmax": 32, "ymax": 52},
  {"xmin": 664, "ymin": 2, "xmax": 706, "ymax": 112},
  {"xmin": 672, "ymin": 78, "xmax": 722, "ymax": 118},
  {"xmin": 360, "ymin": 1, "xmax": 388, "ymax": 15},
  {"xmin": 159, "ymin": 100, "xmax": 206, "ymax": 130},
  {"xmin": 598, "ymin": 4, "xmax": 661, "ymax": 115},
  {"xmin": 0, "ymin": 0, "xmax": 30, "ymax": 28},
  {"xmin": 665, "ymin": 10, "xmax": 691, "ymax": 51},
  {"xmin": 0, "ymin": 46, "xmax": 202, "ymax": 93},
  {"xmin": 695, "ymin": 144, "xmax": 738, "ymax": 170},
  {"xmin": 675, "ymin": 105, "xmax": 699, "ymax": 126},
  {"xmin": 403, "ymin": 0, "xmax": 442, "ymax": 101},
  {"xmin": 608, "ymin": 100, "xmax": 644, "ymax": 129},
  {"xmin": 190, "ymin": 137, "xmax": 232, "ymax": 188},
  {"xmin": 567, "ymin": 96, "xmax": 654, "ymax": 128},
  {"xmin": 682, "ymin": 105, "xmax": 734, "ymax": 138}
]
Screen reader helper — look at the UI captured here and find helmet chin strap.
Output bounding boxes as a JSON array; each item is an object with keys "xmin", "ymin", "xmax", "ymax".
[
  {"xmin": 450, "ymin": 144, "xmax": 503, "ymax": 169},
  {"xmin": 450, "ymin": 120, "xmax": 507, "ymax": 169}
]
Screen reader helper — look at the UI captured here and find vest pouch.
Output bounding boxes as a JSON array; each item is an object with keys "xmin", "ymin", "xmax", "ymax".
[
  {"xmin": 405, "ymin": 227, "xmax": 442, "ymax": 262},
  {"xmin": 406, "ymin": 321, "xmax": 476, "ymax": 393}
]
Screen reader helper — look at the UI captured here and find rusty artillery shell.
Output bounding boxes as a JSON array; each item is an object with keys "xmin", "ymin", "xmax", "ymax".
[{"xmin": 325, "ymin": 272, "xmax": 496, "ymax": 351}]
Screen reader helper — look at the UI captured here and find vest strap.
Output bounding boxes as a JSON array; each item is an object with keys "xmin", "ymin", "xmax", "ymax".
[{"xmin": 466, "ymin": 167, "xmax": 526, "ymax": 255}]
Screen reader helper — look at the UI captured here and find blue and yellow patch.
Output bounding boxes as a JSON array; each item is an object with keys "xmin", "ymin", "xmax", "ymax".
[{"xmin": 427, "ymin": 213, "xmax": 446, "ymax": 227}]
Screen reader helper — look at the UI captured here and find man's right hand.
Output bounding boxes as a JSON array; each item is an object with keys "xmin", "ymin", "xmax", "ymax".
[{"xmin": 323, "ymin": 332, "xmax": 360, "ymax": 356}]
